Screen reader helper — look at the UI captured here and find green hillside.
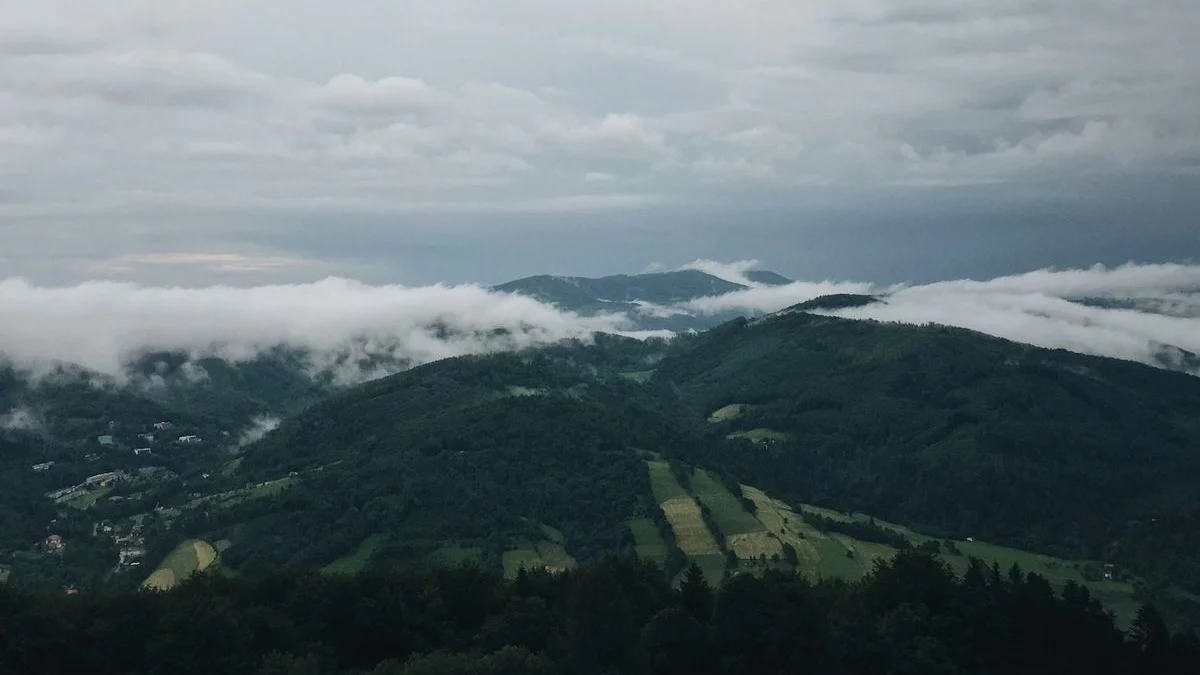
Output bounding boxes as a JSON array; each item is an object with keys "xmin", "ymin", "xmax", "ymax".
[{"xmin": 653, "ymin": 311, "xmax": 1200, "ymax": 611}]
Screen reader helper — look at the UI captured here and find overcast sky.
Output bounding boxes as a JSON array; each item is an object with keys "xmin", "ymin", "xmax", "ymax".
[{"xmin": 2, "ymin": 0, "xmax": 1198, "ymax": 286}]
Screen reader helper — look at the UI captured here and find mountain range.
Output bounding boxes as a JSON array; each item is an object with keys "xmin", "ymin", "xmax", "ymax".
[
  {"xmin": 2, "ymin": 270, "xmax": 1200, "ymax": 630},
  {"xmin": 494, "ymin": 269, "xmax": 792, "ymax": 331}
]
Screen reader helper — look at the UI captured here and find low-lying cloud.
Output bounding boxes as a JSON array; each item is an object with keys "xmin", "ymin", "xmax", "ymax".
[
  {"xmin": 1, "ymin": 407, "xmax": 42, "ymax": 433},
  {"xmin": 0, "ymin": 277, "xmax": 628, "ymax": 379},
  {"xmin": 2, "ymin": 262, "xmax": 1199, "ymax": 383},
  {"xmin": 238, "ymin": 415, "xmax": 281, "ymax": 448},
  {"xmin": 691, "ymin": 262, "xmax": 1200, "ymax": 373}
]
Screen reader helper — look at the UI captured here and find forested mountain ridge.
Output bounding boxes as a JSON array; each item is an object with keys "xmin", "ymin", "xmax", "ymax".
[{"xmin": 5, "ymin": 309, "xmax": 1200, "ymax": 631}]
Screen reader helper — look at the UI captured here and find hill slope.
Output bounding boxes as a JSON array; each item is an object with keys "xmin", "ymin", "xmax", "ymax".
[{"xmin": 653, "ymin": 312, "xmax": 1200, "ymax": 598}]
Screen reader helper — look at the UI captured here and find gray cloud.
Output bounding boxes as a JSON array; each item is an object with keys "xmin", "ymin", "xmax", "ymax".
[
  {"xmin": 2, "ymin": 262, "xmax": 1199, "ymax": 386},
  {"xmin": 237, "ymin": 415, "xmax": 280, "ymax": 448},
  {"xmin": 686, "ymin": 262, "xmax": 1200, "ymax": 372},
  {"xmin": 0, "ymin": 0, "xmax": 1196, "ymax": 287}
]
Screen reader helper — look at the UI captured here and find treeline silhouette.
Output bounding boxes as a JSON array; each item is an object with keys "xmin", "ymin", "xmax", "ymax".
[{"xmin": 1, "ymin": 550, "xmax": 1196, "ymax": 675}]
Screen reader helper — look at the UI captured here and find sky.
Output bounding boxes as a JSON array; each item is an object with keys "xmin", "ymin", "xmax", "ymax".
[{"xmin": 2, "ymin": 0, "xmax": 1198, "ymax": 286}]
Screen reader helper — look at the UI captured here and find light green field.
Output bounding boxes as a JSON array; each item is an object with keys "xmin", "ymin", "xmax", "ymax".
[
  {"xmin": 502, "ymin": 544, "xmax": 544, "ymax": 579},
  {"xmin": 937, "ymin": 540, "xmax": 1139, "ymax": 628},
  {"xmin": 645, "ymin": 459, "xmax": 724, "ymax": 583},
  {"xmin": 646, "ymin": 460, "xmax": 690, "ymax": 502},
  {"xmin": 191, "ymin": 476, "xmax": 296, "ymax": 509},
  {"xmin": 142, "ymin": 539, "xmax": 217, "ymax": 591},
  {"xmin": 832, "ymin": 534, "xmax": 898, "ymax": 575},
  {"xmin": 689, "ymin": 469, "xmax": 763, "ymax": 537},
  {"xmin": 425, "ymin": 546, "xmax": 483, "ymax": 566},
  {"xmin": 67, "ymin": 485, "xmax": 113, "ymax": 510},
  {"xmin": 0, "ymin": 564, "xmax": 10, "ymax": 584},
  {"xmin": 689, "ymin": 554, "xmax": 729, "ymax": 586},
  {"xmin": 535, "ymin": 541, "xmax": 577, "ymax": 572},
  {"xmin": 324, "ymin": 534, "xmax": 385, "ymax": 575},
  {"xmin": 539, "ymin": 523, "xmax": 566, "ymax": 544},
  {"xmin": 810, "ymin": 536, "xmax": 863, "ymax": 581},
  {"xmin": 793, "ymin": 502, "xmax": 1141, "ymax": 626},
  {"xmin": 726, "ymin": 428, "xmax": 792, "ymax": 444},
  {"xmin": 214, "ymin": 539, "xmax": 233, "ymax": 553},
  {"xmin": 627, "ymin": 518, "xmax": 670, "ymax": 565},
  {"xmin": 707, "ymin": 404, "xmax": 748, "ymax": 422}
]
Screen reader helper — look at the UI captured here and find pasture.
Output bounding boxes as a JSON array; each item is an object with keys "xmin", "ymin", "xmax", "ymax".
[
  {"xmin": 726, "ymin": 428, "xmax": 792, "ymax": 444},
  {"xmin": 707, "ymin": 404, "xmax": 748, "ymax": 422},
  {"xmin": 645, "ymin": 460, "xmax": 689, "ymax": 502},
  {"xmin": 535, "ymin": 541, "xmax": 577, "ymax": 572},
  {"xmin": 424, "ymin": 546, "xmax": 483, "ymax": 567},
  {"xmin": 142, "ymin": 539, "xmax": 217, "ymax": 591},
  {"xmin": 689, "ymin": 469, "xmax": 763, "ymax": 537},
  {"xmin": 626, "ymin": 518, "xmax": 669, "ymax": 566},
  {"xmin": 502, "ymin": 544, "xmax": 544, "ymax": 579}
]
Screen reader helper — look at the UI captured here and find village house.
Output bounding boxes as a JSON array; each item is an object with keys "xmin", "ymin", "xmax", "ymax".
[
  {"xmin": 133, "ymin": 447, "xmax": 152, "ymax": 456},
  {"xmin": 138, "ymin": 433, "xmax": 155, "ymax": 442},
  {"xmin": 44, "ymin": 534, "xmax": 65, "ymax": 552},
  {"xmin": 31, "ymin": 461, "xmax": 54, "ymax": 472},
  {"xmin": 153, "ymin": 421, "xmax": 173, "ymax": 431},
  {"xmin": 178, "ymin": 435, "xmax": 202, "ymax": 444}
]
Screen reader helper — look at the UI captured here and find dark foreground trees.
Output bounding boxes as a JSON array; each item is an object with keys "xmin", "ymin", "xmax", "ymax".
[{"xmin": 0, "ymin": 551, "xmax": 1196, "ymax": 675}]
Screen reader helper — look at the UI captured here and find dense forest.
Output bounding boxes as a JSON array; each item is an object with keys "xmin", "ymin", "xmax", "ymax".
[{"xmin": 1, "ymin": 551, "xmax": 1196, "ymax": 674}]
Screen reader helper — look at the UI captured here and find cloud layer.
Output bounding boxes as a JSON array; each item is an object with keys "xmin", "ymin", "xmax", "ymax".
[
  {"xmin": 3, "ymin": 262, "xmax": 1199, "ymax": 382},
  {"xmin": 0, "ymin": 277, "xmax": 626, "ymax": 379},
  {"xmin": 2, "ymin": 0, "xmax": 1197, "ymax": 284}
]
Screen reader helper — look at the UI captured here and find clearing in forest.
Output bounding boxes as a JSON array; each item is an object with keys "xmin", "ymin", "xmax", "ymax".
[
  {"xmin": 142, "ymin": 539, "xmax": 217, "ymax": 591},
  {"xmin": 535, "ymin": 541, "xmax": 577, "ymax": 573},
  {"xmin": 425, "ymin": 546, "xmax": 483, "ymax": 566},
  {"xmin": 707, "ymin": 404, "xmax": 748, "ymax": 422},
  {"xmin": 726, "ymin": 428, "xmax": 791, "ymax": 444},
  {"xmin": 324, "ymin": 534, "xmax": 385, "ymax": 575},
  {"xmin": 646, "ymin": 460, "xmax": 690, "ymax": 502},
  {"xmin": 502, "ymin": 543, "xmax": 544, "ymax": 579}
]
